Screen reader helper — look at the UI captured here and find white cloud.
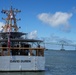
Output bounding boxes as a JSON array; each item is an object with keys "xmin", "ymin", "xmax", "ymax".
[
  {"xmin": 37, "ymin": 12, "xmax": 73, "ymax": 31},
  {"xmin": 28, "ymin": 30, "xmax": 37, "ymax": 39},
  {"xmin": 0, "ymin": 22, "xmax": 4, "ymax": 31},
  {"xmin": 72, "ymin": 7, "xmax": 76, "ymax": 13},
  {"xmin": 41, "ymin": 33, "xmax": 73, "ymax": 44},
  {"xmin": 60, "ymin": 24, "xmax": 71, "ymax": 32}
]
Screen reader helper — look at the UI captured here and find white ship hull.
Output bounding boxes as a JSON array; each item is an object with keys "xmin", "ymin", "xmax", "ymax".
[{"xmin": 0, "ymin": 56, "xmax": 45, "ymax": 71}]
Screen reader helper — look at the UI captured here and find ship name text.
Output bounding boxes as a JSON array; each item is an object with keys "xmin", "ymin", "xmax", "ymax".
[{"xmin": 10, "ymin": 60, "xmax": 31, "ymax": 63}]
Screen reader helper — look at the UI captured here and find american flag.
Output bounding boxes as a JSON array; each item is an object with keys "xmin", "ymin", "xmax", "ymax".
[{"xmin": 7, "ymin": 24, "xmax": 11, "ymax": 32}]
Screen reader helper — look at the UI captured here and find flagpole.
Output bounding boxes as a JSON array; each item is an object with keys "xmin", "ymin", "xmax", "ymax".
[
  {"xmin": 8, "ymin": 30, "xmax": 10, "ymax": 56},
  {"xmin": 8, "ymin": 23, "xmax": 11, "ymax": 56},
  {"xmin": 8, "ymin": 5, "xmax": 12, "ymax": 55}
]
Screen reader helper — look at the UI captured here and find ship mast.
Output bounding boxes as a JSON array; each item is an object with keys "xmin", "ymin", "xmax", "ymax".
[{"xmin": 1, "ymin": 6, "xmax": 21, "ymax": 32}]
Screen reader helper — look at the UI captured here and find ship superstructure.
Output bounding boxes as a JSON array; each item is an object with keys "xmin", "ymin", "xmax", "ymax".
[{"xmin": 0, "ymin": 6, "xmax": 45, "ymax": 71}]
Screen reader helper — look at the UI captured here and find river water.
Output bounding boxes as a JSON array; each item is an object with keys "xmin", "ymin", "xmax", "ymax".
[{"xmin": 0, "ymin": 50, "xmax": 76, "ymax": 75}]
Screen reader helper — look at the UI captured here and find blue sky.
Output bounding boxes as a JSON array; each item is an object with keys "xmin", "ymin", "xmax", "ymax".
[{"xmin": 0, "ymin": 0, "xmax": 76, "ymax": 45}]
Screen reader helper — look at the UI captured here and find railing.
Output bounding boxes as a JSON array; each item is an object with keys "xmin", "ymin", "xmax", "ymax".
[
  {"xmin": 0, "ymin": 47, "xmax": 45, "ymax": 56},
  {"xmin": 0, "ymin": 47, "xmax": 44, "ymax": 50}
]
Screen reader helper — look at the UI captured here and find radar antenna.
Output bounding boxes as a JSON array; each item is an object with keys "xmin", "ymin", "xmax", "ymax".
[{"xmin": 1, "ymin": 6, "xmax": 21, "ymax": 32}]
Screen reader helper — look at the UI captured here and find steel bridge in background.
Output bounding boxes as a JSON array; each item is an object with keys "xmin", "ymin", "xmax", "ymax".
[{"xmin": 44, "ymin": 42, "xmax": 76, "ymax": 50}]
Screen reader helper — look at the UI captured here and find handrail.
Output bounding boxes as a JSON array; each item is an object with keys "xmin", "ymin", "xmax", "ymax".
[{"xmin": 0, "ymin": 47, "xmax": 45, "ymax": 50}]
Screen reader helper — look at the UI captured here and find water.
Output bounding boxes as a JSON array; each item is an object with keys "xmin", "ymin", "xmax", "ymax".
[
  {"xmin": 45, "ymin": 50, "xmax": 76, "ymax": 75},
  {"xmin": 0, "ymin": 50, "xmax": 76, "ymax": 75}
]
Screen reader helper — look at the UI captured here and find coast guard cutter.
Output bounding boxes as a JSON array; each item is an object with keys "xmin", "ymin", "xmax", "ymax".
[{"xmin": 0, "ymin": 6, "xmax": 45, "ymax": 71}]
